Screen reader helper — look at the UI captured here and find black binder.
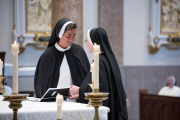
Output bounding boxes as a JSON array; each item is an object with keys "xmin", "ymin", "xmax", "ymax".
[{"xmin": 29, "ymin": 88, "xmax": 70, "ymax": 102}]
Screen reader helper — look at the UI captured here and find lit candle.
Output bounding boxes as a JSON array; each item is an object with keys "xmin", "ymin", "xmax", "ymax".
[
  {"xmin": 11, "ymin": 41, "xmax": 19, "ymax": 94},
  {"xmin": 0, "ymin": 59, "xmax": 3, "ymax": 76},
  {"xmin": 56, "ymin": 94, "xmax": 63, "ymax": 119},
  {"xmin": 90, "ymin": 62, "xmax": 94, "ymax": 82},
  {"xmin": 93, "ymin": 43, "xmax": 100, "ymax": 92}
]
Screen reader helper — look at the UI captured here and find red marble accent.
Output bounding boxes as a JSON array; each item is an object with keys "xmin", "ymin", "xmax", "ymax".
[
  {"xmin": 99, "ymin": 0, "xmax": 123, "ymax": 65},
  {"xmin": 51, "ymin": 0, "xmax": 83, "ymax": 46}
]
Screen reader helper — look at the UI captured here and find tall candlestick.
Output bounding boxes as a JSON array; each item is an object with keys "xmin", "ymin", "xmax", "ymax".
[
  {"xmin": 56, "ymin": 94, "xmax": 63, "ymax": 119},
  {"xmin": 0, "ymin": 59, "xmax": 3, "ymax": 76},
  {"xmin": 93, "ymin": 43, "xmax": 100, "ymax": 92},
  {"xmin": 90, "ymin": 62, "xmax": 94, "ymax": 82},
  {"xmin": 11, "ymin": 41, "xmax": 19, "ymax": 94}
]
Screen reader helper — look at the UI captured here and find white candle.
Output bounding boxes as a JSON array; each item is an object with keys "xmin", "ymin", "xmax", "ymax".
[
  {"xmin": 56, "ymin": 94, "xmax": 63, "ymax": 119},
  {"xmin": 11, "ymin": 41, "xmax": 19, "ymax": 94},
  {"xmin": 90, "ymin": 62, "xmax": 94, "ymax": 82},
  {"xmin": 93, "ymin": 43, "xmax": 100, "ymax": 90},
  {"xmin": 0, "ymin": 59, "xmax": 3, "ymax": 76}
]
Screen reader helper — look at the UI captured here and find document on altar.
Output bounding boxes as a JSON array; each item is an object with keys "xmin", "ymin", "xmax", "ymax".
[{"xmin": 28, "ymin": 88, "xmax": 70, "ymax": 102}]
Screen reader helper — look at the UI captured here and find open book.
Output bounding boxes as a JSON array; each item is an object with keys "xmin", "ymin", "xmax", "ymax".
[{"xmin": 29, "ymin": 88, "xmax": 70, "ymax": 102}]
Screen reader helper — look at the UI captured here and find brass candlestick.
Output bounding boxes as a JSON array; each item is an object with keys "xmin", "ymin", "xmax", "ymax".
[
  {"xmin": 86, "ymin": 82, "xmax": 94, "ymax": 107},
  {"xmin": 3, "ymin": 94, "xmax": 28, "ymax": 120},
  {"xmin": 0, "ymin": 75, "xmax": 6, "ymax": 95},
  {"xmin": 89, "ymin": 82, "xmax": 94, "ymax": 93},
  {"xmin": 85, "ymin": 92, "xmax": 109, "ymax": 120}
]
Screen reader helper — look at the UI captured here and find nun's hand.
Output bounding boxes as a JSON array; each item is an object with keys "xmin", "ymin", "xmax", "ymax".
[
  {"xmin": 69, "ymin": 85, "xmax": 79, "ymax": 96},
  {"xmin": 69, "ymin": 94, "xmax": 79, "ymax": 99}
]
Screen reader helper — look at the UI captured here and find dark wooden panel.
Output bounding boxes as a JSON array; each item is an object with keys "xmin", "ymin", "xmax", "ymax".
[
  {"xmin": 172, "ymin": 105, "xmax": 180, "ymax": 120},
  {"xmin": 144, "ymin": 102, "xmax": 152, "ymax": 120},
  {"xmin": 153, "ymin": 103, "xmax": 160, "ymax": 120},
  {"xmin": 139, "ymin": 89, "xmax": 180, "ymax": 120},
  {"xmin": 162, "ymin": 104, "xmax": 170, "ymax": 120}
]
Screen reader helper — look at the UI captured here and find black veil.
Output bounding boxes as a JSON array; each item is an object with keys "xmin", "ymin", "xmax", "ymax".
[
  {"xmin": 47, "ymin": 18, "xmax": 72, "ymax": 48},
  {"xmin": 89, "ymin": 27, "xmax": 128, "ymax": 119}
]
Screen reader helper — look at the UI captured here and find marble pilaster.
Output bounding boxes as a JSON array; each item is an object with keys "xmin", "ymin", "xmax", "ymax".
[
  {"xmin": 51, "ymin": 0, "xmax": 83, "ymax": 46},
  {"xmin": 99, "ymin": 0, "xmax": 123, "ymax": 65}
]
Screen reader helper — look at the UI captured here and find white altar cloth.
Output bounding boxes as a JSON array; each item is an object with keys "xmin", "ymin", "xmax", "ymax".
[{"xmin": 0, "ymin": 96, "xmax": 110, "ymax": 120}]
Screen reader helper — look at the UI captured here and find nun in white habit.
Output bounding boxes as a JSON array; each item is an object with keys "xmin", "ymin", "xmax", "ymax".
[{"xmin": 158, "ymin": 75, "xmax": 180, "ymax": 97}]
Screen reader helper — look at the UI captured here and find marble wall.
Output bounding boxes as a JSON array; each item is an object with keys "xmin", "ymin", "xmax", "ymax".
[
  {"xmin": 120, "ymin": 66, "xmax": 180, "ymax": 120},
  {"xmin": 99, "ymin": 0, "xmax": 123, "ymax": 65},
  {"xmin": 51, "ymin": 0, "xmax": 83, "ymax": 47}
]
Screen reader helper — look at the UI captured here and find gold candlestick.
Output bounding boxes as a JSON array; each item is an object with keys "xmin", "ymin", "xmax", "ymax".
[
  {"xmin": 85, "ymin": 92, "xmax": 109, "ymax": 120},
  {"xmin": 0, "ymin": 75, "xmax": 6, "ymax": 95},
  {"xmin": 3, "ymin": 94, "xmax": 28, "ymax": 120},
  {"xmin": 89, "ymin": 82, "xmax": 94, "ymax": 93},
  {"xmin": 86, "ymin": 82, "xmax": 94, "ymax": 107}
]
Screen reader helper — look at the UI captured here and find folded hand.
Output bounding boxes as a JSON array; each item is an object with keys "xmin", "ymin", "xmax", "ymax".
[
  {"xmin": 69, "ymin": 85, "xmax": 79, "ymax": 96},
  {"xmin": 69, "ymin": 94, "xmax": 79, "ymax": 99}
]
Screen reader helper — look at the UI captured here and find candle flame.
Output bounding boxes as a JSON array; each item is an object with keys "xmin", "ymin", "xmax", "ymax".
[
  {"xmin": 14, "ymin": 41, "xmax": 16, "ymax": 44},
  {"xmin": 94, "ymin": 43, "xmax": 97, "ymax": 45},
  {"xmin": 0, "ymin": 59, "xmax": 1, "ymax": 61}
]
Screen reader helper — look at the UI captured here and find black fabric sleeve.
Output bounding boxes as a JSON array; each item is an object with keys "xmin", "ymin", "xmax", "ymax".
[
  {"xmin": 79, "ymin": 72, "xmax": 92, "ymax": 103},
  {"xmin": 79, "ymin": 56, "xmax": 110, "ymax": 106},
  {"xmin": 99, "ymin": 58, "xmax": 109, "ymax": 107},
  {"xmin": 34, "ymin": 51, "xmax": 56, "ymax": 98},
  {"xmin": 34, "ymin": 56, "xmax": 41, "ymax": 98}
]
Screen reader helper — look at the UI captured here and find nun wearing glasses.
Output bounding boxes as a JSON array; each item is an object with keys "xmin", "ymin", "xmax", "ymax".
[{"xmin": 69, "ymin": 27, "xmax": 128, "ymax": 120}]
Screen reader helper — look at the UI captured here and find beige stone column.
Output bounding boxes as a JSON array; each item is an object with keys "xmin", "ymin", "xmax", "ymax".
[
  {"xmin": 99, "ymin": 0, "xmax": 123, "ymax": 65},
  {"xmin": 51, "ymin": 0, "xmax": 83, "ymax": 46}
]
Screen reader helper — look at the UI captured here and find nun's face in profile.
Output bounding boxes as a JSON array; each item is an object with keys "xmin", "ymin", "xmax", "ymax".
[
  {"xmin": 58, "ymin": 29, "xmax": 76, "ymax": 48},
  {"xmin": 168, "ymin": 77, "xmax": 174, "ymax": 88},
  {"xmin": 86, "ymin": 35, "xmax": 93, "ymax": 53}
]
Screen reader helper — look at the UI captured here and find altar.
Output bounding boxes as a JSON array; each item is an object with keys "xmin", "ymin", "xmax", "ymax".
[{"xmin": 0, "ymin": 96, "xmax": 110, "ymax": 120}]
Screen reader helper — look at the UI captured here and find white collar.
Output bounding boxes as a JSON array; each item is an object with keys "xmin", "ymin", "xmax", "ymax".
[{"xmin": 55, "ymin": 42, "xmax": 71, "ymax": 52}]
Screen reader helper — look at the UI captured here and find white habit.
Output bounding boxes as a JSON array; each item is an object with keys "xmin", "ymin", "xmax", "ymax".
[
  {"xmin": 55, "ymin": 43, "xmax": 76, "ymax": 102},
  {"xmin": 158, "ymin": 86, "xmax": 180, "ymax": 97}
]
